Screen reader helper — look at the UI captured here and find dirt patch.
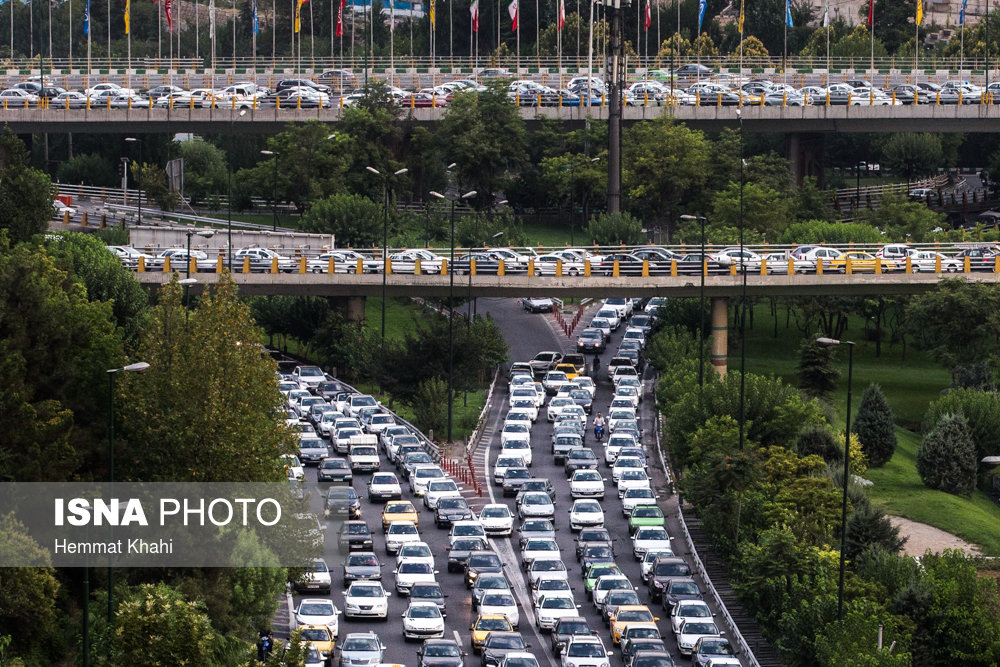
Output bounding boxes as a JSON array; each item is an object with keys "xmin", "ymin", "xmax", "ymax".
[{"xmin": 890, "ymin": 516, "xmax": 982, "ymax": 556}]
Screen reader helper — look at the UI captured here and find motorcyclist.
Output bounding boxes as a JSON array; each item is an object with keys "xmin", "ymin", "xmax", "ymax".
[
  {"xmin": 593, "ymin": 412, "xmax": 606, "ymax": 441},
  {"xmin": 257, "ymin": 630, "xmax": 274, "ymax": 662}
]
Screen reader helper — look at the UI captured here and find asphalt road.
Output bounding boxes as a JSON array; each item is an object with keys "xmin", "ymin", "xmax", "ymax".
[{"xmin": 286, "ymin": 297, "xmax": 743, "ymax": 667}]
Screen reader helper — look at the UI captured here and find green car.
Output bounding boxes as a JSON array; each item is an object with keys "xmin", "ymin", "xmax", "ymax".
[
  {"xmin": 583, "ymin": 563, "xmax": 622, "ymax": 598},
  {"xmin": 629, "ymin": 506, "xmax": 666, "ymax": 530}
]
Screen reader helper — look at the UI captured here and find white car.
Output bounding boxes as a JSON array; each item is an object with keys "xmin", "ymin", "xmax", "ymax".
[
  {"xmin": 617, "ymin": 469, "xmax": 652, "ymax": 497},
  {"xmin": 366, "ymin": 413, "xmax": 396, "ymax": 435},
  {"xmin": 676, "ymin": 619, "xmax": 722, "ymax": 656},
  {"xmin": 500, "ymin": 422, "xmax": 532, "ymax": 448},
  {"xmin": 510, "ymin": 386, "xmax": 543, "ymax": 409},
  {"xmin": 401, "ymin": 601, "xmax": 446, "ymax": 640},
  {"xmin": 296, "ymin": 557, "xmax": 332, "ymax": 593},
  {"xmin": 604, "ymin": 433, "xmax": 638, "ymax": 465},
  {"xmin": 394, "ymin": 559, "xmax": 438, "ymax": 595},
  {"xmin": 349, "ymin": 444, "xmax": 380, "ymax": 473},
  {"xmin": 527, "ymin": 558, "xmax": 570, "ymax": 587},
  {"xmin": 711, "ymin": 247, "xmax": 762, "ymax": 271},
  {"xmin": 478, "ymin": 591, "xmax": 521, "ymax": 628},
  {"xmin": 409, "ymin": 465, "xmax": 446, "ymax": 496},
  {"xmin": 909, "ymin": 250, "xmax": 963, "ymax": 272},
  {"xmin": 281, "ymin": 454, "xmax": 305, "ymax": 481},
  {"xmin": 640, "ymin": 550, "xmax": 676, "ymax": 583},
  {"xmin": 543, "ymin": 371, "xmax": 572, "ymax": 395},
  {"xmin": 478, "ymin": 503, "xmax": 515, "ymax": 536},
  {"xmin": 535, "ymin": 253, "xmax": 587, "ymax": 276},
  {"xmin": 448, "ymin": 520, "xmax": 487, "ymax": 546},
  {"xmin": 607, "ymin": 408, "xmax": 638, "ymax": 432},
  {"xmin": 595, "ymin": 307, "xmax": 622, "ymax": 330},
  {"xmin": 520, "ymin": 538, "xmax": 562, "ymax": 568},
  {"xmin": 612, "ymin": 457, "xmax": 645, "ymax": 485},
  {"xmin": 560, "ymin": 405, "xmax": 589, "ymax": 428},
  {"xmin": 547, "ymin": 397, "xmax": 577, "ymax": 422},
  {"xmin": 509, "ymin": 398, "xmax": 539, "ymax": 422},
  {"xmin": 621, "ymin": 488, "xmax": 658, "ymax": 516},
  {"xmin": 367, "ymin": 472, "xmax": 402, "ymax": 502},
  {"xmin": 569, "ymin": 499, "xmax": 605, "ymax": 532},
  {"xmin": 385, "ymin": 521, "xmax": 421, "ymax": 554},
  {"xmin": 387, "ymin": 249, "xmax": 446, "ymax": 274},
  {"xmin": 423, "ymin": 478, "xmax": 462, "ymax": 509},
  {"xmin": 517, "ymin": 491, "xmax": 555, "ymax": 519},
  {"xmin": 494, "ymin": 455, "xmax": 528, "ymax": 485},
  {"xmin": 592, "ymin": 575, "xmax": 633, "ymax": 608},
  {"xmin": 670, "ymin": 600, "xmax": 713, "ymax": 636},
  {"xmin": 570, "ymin": 470, "xmax": 605, "ymax": 499},
  {"xmin": 535, "ymin": 595, "xmax": 582, "ymax": 632},
  {"xmin": 531, "ymin": 578, "xmax": 574, "ymax": 607},
  {"xmin": 342, "ymin": 581, "xmax": 389, "ymax": 620},
  {"xmin": 500, "ymin": 440, "xmax": 533, "ymax": 467},
  {"xmin": 395, "ymin": 542, "xmax": 435, "ymax": 569},
  {"xmin": 560, "ymin": 635, "xmax": 611, "ymax": 667},
  {"xmin": 632, "ymin": 527, "xmax": 672, "ymax": 560},
  {"xmin": 294, "ymin": 598, "xmax": 340, "ymax": 635}
]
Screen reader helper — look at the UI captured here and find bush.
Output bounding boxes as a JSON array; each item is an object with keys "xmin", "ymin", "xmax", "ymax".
[
  {"xmin": 585, "ymin": 211, "xmax": 645, "ymax": 246},
  {"xmin": 796, "ymin": 425, "xmax": 842, "ymax": 463},
  {"xmin": 853, "ymin": 384, "xmax": 897, "ymax": 467},
  {"xmin": 411, "ymin": 377, "xmax": 448, "ymax": 440},
  {"xmin": 56, "ymin": 152, "xmax": 118, "ymax": 187},
  {"xmin": 917, "ymin": 413, "xmax": 977, "ymax": 497},
  {"xmin": 797, "ymin": 336, "xmax": 839, "ymax": 400},
  {"xmin": 923, "ymin": 388, "xmax": 1000, "ymax": 473}
]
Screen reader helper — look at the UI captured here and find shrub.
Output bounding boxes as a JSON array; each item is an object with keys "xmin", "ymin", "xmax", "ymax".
[
  {"xmin": 797, "ymin": 336, "xmax": 839, "ymax": 400},
  {"xmin": 853, "ymin": 384, "xmax": 897, "ymax": 467},
  {"xmin": 796, "ymin": 425, "xmax": 842, "ymax": 463},
  {"xmin": 585, "ymin": 211, "xmax": 645, "ymax": 246},
  {"xmin": 917, "ymin": 413, "xmax": 977, "ymax": 497}
]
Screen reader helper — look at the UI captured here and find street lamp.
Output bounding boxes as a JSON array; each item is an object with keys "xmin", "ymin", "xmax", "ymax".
[
  {"xmin": 680, "ymin": 214, "xmax": 707, "ymax": 388},
  {"xmin": 816, "ymin": 336, "xmax": 855, "ymax": 622},
  {"xmin": 429, "ymin": 187, "xmax": 477, "ymax": 445},
  {"xmin": 105, "ymin": 361, "xmax": 150, "ymax": 645},
  {"xmin": 178, "ymin": 278, "xmax": 198, "ymax": 321},
  {"xmin": 124, "ymin": 137, "xmax": 142, "ymax": 225},
  {"xmin": 260, "ymin": 150, "xmax": 278, "ymax": 232},
  {"xmin": 185, "ymin": 229, "xmax": 216, "ymax": 280},
  {"xmin": 225, "ymin": 109, "xmax": 248, "ymax": 270},
  {"xmin": 366, "ymin": 166, "xmax": 409, "ymax": 352}
]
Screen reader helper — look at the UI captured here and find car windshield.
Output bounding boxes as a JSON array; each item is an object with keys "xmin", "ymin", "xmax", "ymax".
[
  {"xmin": 469, "ymin": 554, "xmax": 501, "ymax": 568},
  {"xmin": 569, "ymin": 450, "xmax": 596, "ymax": 460},
  {"xmin": 488, "ymin": 636, "xmax": 524, "ymax": 649},
  {"xmin": 622, "ymin": 471, "xmax": 647, "ymax": 480},
  {"xmin": 322, "ymin": 459, "xmax": 348, "ymax": 469},
  {"xmin": 586, "ymin": 546, "xmax": 613, "ymax": 558},
  {"xmin": 633, "ymin": 508, "xmax": 661, "ymax": 518},
  {"xmin": 576, "ymin": 471, "xmax": 601, "ymax": 481},
  {"xmin": 416, "ymin": 468, "xmax": 444, "ymax": 479},
  {"xmin": 411, "ymin": 584, "xmax": 442, "ymax": 597},
  {"xmin": 401, "ymin": 545, "xmax": 431, "ymax": 557},
  {"xmin": 400, "ymin": 562, "xmax": 431, "ymax": 573},
  {"xmin": 525, "ymin": 520, "xmax": 554, "ymax": 531},
  {"xmin": 671, "ymin": 582, "xmax": 700, "ymax": 595},
  {"xmin": 539, "ymin": 579, "xmax": 570, "ymax": 591},
  {"xmin": 347, "ymin": 554, "xmax": 379, "ymax": 567},
  {"xmin": 505, "ymin": 658, "xmax": 536, "ymax": 667},
  {"xmin": 372, "ymin": 474, "xmax": 396, "ymax": 485},
  {"xmin": 682, "ymin": 623, "xmax": 717, "ymax": 635},
  {"xmin": 408, "ymin": 605, "xmax": 441, "ymax": 618},
  {"xmin": 477, "ymin": 618, "xmax": 511, "ymax": 630},
  {"xmin": 351, "ymin": 585, "xmax": 383, "ymax": 597},
  {"xmin": 425, "ymin": 644, "xmax": 461, "ymax": 657},
  {"xmin": 576, "ymin": 502, "xmax": 601, "ymax": 512},
  {"xmin": 619, "ymin": 610, "xmax": 654, "ymax": 622},
  {"xmin": 455, "ymin": 525, "xmax": 484, "ymax": 536},
  {"xmin": 309, "ymin": 561, "xmax": 328, "ymax": 572},
  {"xmin": 638, "ymin": 529, "xmax": 668, "ymax": 540},
  {"xmin": 300, "ymin": 628, "xmax": 330, "ymax": 641},
  {"xmin": 525, "ymin": 495, "xmax": 550, "ymax": 505},
  {"xmin": 386, "ymin": 503, "xmax": 413, "ymax": 513},
  {"xmin": 527, "ymin": 540, "xmax": 558, "ymax": 551},
  {"xmin": 698, "ymin": 639, "xmax": 734, "ymax": 654},
  {"xmin": 598, "ymin": 578, "xmax": 629, "ymax": 590},
  {"xmin": 346, "ymin": 524, "xmax": 368, "ymax": 535},
  {"xmin": 535, "ymin": 561, "xmax": 565, "ymax": 572},
  {"xmin": 505, "ymin": 470, "xmax": 530, "ymax": 480},
  {"xmin": 343, "ymin": 637, "xmax": 380, "ymax": 651},
  {"xmin": 482, "ymin": 507, "xmax": 510, "ymax": 518},
  {"xmin": 655, "ymin": 563, "xmax": 689, "ymax": 576},
  {"xmin": 439, "ymin": 498, "xmax": 468, "ymax": 510},
  {"xmin": 453, "ymin": 539, "xmax": 483, "ymax": 550},
  {"xmin": 389, "ymin": 524, "xmax": 418, "ymax": 535},
  {"xmin": 568, "ymin": 643, "xmax": 605, "ymax": 657},
  {"xmin": 680, "ymin": 604, "xmax": 710, "ymax": 617},
  {"xmin": 503, "ymin": 423, "xmax": 528, "ymax": 433},
  {"xmin": 429, "ymin": 480, "xmax": 457, "ymax": 491},
  {"xmin": 483, "ymin": 593, "xmax": 515, "ymax": 606},
  {"xmin": 543, "ymin": 597, "xmax": 575, "ymax": 608},
  {"xmin": 299, "ymin": 602, "xmax": 333, "ymax": 615}
]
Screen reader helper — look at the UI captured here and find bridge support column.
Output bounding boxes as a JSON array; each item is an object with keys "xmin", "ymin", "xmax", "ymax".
[
  {"xmin": 710, "ymin": 297, "xmax": 728, "ymax": 376},
  {"xmin": 327, "ymin": 296, "xmax": 367, "ymax": 326},
  {"xmin": 785, "ymin": 132, "xmax": 825, "ymax": 187}
]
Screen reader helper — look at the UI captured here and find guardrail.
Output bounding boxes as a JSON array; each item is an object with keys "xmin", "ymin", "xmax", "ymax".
[{"xmin": 832, "ymin": 174, "xmax": 948, "ymax": 201}]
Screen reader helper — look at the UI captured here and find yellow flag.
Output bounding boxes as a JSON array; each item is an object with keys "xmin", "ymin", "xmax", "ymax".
[
  {"xmin": 738, "ymin": 0, "xmax": 744, "ymax": 33},
  {"xmin": 124, "ymin": 0, "xmax": 130, "ymax": 34},
  {"xmin": 294, "ymin": 0, "xmax": 302, "ymax": 33},
  {"xmin": 916, "ymin": 0, "xmax": 923, "ymax": 25},
  {"xmin": 429, "ymin": 0, "xmax": 436, "ymax": 29}
]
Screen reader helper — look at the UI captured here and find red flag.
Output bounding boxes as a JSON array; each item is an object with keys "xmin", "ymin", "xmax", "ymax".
[
  {"xmin": 336, "ymin": 0, "xmax": 344, "ymax": 36},
  {"xmin": 470, "ymin": 0, "xmax": 479, "ymax": 32},
  {"xmin": 867, "ymin": 0, "xmax": 873, "ymax": 27},
  {"xmin": 643, "ymin": 0, "xmax": 650, "ymax": 31},
  {"xmin": 557, "ymin": 0, "xmax": 565, "ymax": 31},
  {"xmin": 508, "ymin": 0, "xmax": 517, "ymax": 31},
  {"xmin": 164, "ymin": 0, "xmax": 173, "ymax": 30}
]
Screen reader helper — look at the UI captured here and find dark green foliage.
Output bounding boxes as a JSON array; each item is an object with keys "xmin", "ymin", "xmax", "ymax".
[
  {"xmin": 778, "ymin": 220, "xmax": 886, "ymax": 244},
  {"xmin": 584, "ymin": 211, "xmax": 645, "ymax": 246},
  {"xmin": 175, "ymin": 139, "xmax": 228, "ymax": 205},
  {"xmin": 907, "ymin": 280, "xmax": 1000, "ymax": 371},
  {"xmin": 0, "ymin": 133, "xmax": 53, "ymax": 243},
  {"xmin": 796, "ymin": 425, "xmax": 843, "ymax": 463},
  {"xmin": 951, "ymin": 362, "xmax": 997, "ymax": 392},
  {"xmin": 853, "ymin": 384, "xmax": 897, "ymax": 467},
  {"xmin": 56, "ymin": 152, "xmax": 118, "ymax": 187},
  {"xmin": 412, "ymin": 377, "xmax": 448, "ymax": 438},
  {"xmin": 917, "ymin": 413, "xmax": 977, "ymax": 497},
  {"xmin": 878, "ymin": 133, "xmax": 943, "ymax": 182},
  {"xmin": 923, "ymin": 388, "xmax": 1000, "ymax": 476},
  {"xmin": 844, "ymin": 495, "xmax": 907, "ymax": 561},
  {"xmin": 300, "ymin": 192, "xmax": 384, "ymax": 247},
  {"xmin": 797, "ymin": 337, "xmax": 839, "ymax": 400}
]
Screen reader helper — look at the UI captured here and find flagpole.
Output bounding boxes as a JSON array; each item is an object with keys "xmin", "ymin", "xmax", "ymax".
[
  {"xmin": 869, "ymin": 2, "xmax": 874, "ymax": 81},
  {"xmin": 586, "ymin": 0, "xmax": 592, "ymax": 105},
  {"xmin": 159, "ymin": 0, "xmax": 162, "ymax": 61},
  {"xmin": 106, "ymin": 0, "xmax": 109, "ymax": 66},
  {"xmin": 557, "ymin": 0, "xmax": 561, "ymax": 89},
  {"xmin": 390, "ymin": 0, "xmax": 394, "ymax": 87},
  {"xmin": 782, "ymin": 7, "xmax": 787, "ymax": 86},
  {"xmin": 535, "ymin": 0, "xmax": 539, "ymax": 65},
  {"xmin": 127, "ymin": 1, "xmax": 132, "ymax": 92},
  {"xmin": 87, "ymin": 0, "xmax": 91, "ymax": 74},
  {"xmin": 915, "ymin": 2, "xmax": 920, "ymax": 80},
  {"xmin": 68, "ymin": 0, "xmax": 72, "ymax": 68},
  {"xmin": 825, "ymin": 1, "xmax": 830, "ymax": 77}
]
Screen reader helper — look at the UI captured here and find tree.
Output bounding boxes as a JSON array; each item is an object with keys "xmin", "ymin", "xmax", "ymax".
[
  {"xmin": 56, "ymin": 152, "xmax": 118, "ymax": 187},
  {"xmin": 175, "ymin": 139, "xmax": 228, "ymax": 205},
  {"xmin": 706, "ymin": 182, "xmax": 793, "ymax": 241},
  {"xmin": 0, "ymin": 514, "xmax": 60, "ymax": 661},
  {"xmin": 917, "ymin": 413, "xmax": 977, "ymax": 497},
  {"xmin": 879, "ymin": 133, "xmax": 943, "ymax": 183},
  {"xmin": 134, "ymin": 161, "xmax": 180, "ymax": 211},
  {"xmin": 844, "ymin": 497, "xmax": 907, "ymax": 561},
  {"xmin": 906, "ymin": 279, "xmax": 1000, "ymax": 370},
  {"xmin": 118, "ymin": 274, "xmax": 297, "ymax": 482},
  {"xmin": 779, "ymin": 220, "xmax": 886, "ymax": 244},
  {"xmin": 797, "ymin": 337, "xmax": 839, "ymax": 401},
  {"xmin": 300, "ymin": 193, "xmax": 384, "ymax": 247},
  {"xmin": 859, "ymin": 194, "xmax": 944, "ymax": 242},
  {"xmin": 796, "ymin": 425, "xmax": 843, "ymax": 463},
  {"xmin": 412, "ymin": 377, "xmax": 448, "ymax": 438},
  {"xmin": 585, "ymin": 212, "xmax": 645, "ymax": 246},
  {"xmin": 0, "ymin": 133, "xmax": 53, "ymax": 243},
  {"xmin": 853, "ymin": 384, "xmax": 897, "ymax": 467},
  {"xmin": 727, "ymin": 36, "xmax": 769, "ymax": 60},
  {"xmin": 813, "ymin": 598, "xmax": 912, "ymax": 667},
  {"xmin": 924, "ymin": 388, "xmax": 1000, "ymax": 476}
]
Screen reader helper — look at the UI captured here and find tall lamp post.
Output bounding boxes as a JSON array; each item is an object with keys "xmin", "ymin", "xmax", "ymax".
[
  {"xmin": 185, "ymin": 229, "xmax": 216, "ymax": 280},
  {"xmin": 429, "ymin": 187, "xmax": 477, "ymax": 445},
  {"xmin": 260, "ymin": 150, "xmax": 278, "ymax": 232},
  {"xmin": 124, "ymin": 137, "xmax": 142, "ymax": 225},
  {"xmin": 105, "ymin": 361, "xmax": 150, "ymax": 647},
  {"xmin": 680, "ymin": 214, "xmax": 707, "ymax": 388},
  {"xmin": 816, "ymin": 336, "xmax": 855, "ymax": 622},
  {"xmin": 366, "ymin": 166, "xmax": 409, "ymax": 351}
]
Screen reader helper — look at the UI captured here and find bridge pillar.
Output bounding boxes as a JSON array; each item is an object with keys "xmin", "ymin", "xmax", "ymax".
[
  {"xmin": 785, "ymin": 132, "xmax": 825, "ymax": 187},
  {"xmin": 710, "ymin": 297, "xmax": 728, "ymax": 376},
  {"xmin": 326, "ymin": 296, "xmax": 367, "ymax": 326}
]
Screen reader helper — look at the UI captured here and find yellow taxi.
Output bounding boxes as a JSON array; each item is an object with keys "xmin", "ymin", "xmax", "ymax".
[
  {"xmin": 382, "ymin": 500, "xmax": 419, "ymax": 532},
  {"xmin": 610, "ymin": 605, "xmax": 660, "ymax": 645},
  {"xmin": 555, "ymin": 363, "xmax": 580, "ymax": 380},
  {"xmin": 296, "ymin": 625, "xmax": 335, "ymax": 661},
  {"xmin": 470, "ymin": 613, "xmax": 514, "ymax": 653},
  {"xmin": 826, "ymin": 251, "xmax": 898, "ymax": 274}
]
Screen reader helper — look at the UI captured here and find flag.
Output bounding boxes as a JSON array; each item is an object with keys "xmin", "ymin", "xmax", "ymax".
[
  {"xmin": 823, "ymin": 0, "xmax": 829, "ymax": 27},
  {"xmin": 251, "ymin": 0, "xmax": 258, "ymax": 35},
  {"xmin": 784, "ymin": 0, "xmax": 793, "ymax": 28},
  {"xmin": 508, "ymin": 0, "xmax": 517, "ymax": 31},
  {"xmin": 470, "ymin": 0, "xmax": 478, "ymax": 31},
  {"xmin": 209, "ymin": 0, "xmax": 216, "ymax": 35},
  {"xmin": 643, "ymin": 0, "xmax": 650, "ymax": 31},
  {"xmin": 294, "ymin": 0, "xmax": 303, "ymax": 33},
  {"xmin": 124, "ymin": 0, "xmax": 130, "ymax": 34},
  {"xmin": 960, "ymin": 0, "xmax": 969, "ymax": 25},
  {"xmin": 866, "ymin": 0, "xmax": 873, "ymax": 27},
  {"xmin": 738, "ymin": 0, "xmax": 744, "ymax": 33},
  {"xmin": 336, "ymin": 0, "xmax": 345, "ymax": 36},
  {"xmin": 915, "ymin": 0, "xmax": 923, "ymax": 26},
  {"xmin": 83, "ymin": 0, "xmax": 90, "ymax": 34},
  {"xmin": 164, "ymin": 0, "xmax": 174, "ymax": 31},
  {"xmin": 558, "ymin": 0, "xmax": 565, "ymax": 31},
  {"xmin": 696, "ymin": 0, "xmax": 705, "ymax": 33},
  {"xmin": 429, "ymin": 0, "xmax": 435, "ymax": 29}
]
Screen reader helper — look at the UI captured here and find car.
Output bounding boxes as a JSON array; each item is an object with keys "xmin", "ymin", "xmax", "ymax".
[
  {"xmin": 295, "ymin": 558, "xmax": 332, "ymax": 593},
  {"xmin": 629, "ymin": 506, "xmax": 666, "ymax": 530},
  {"xmin": 529, "ymin": 351, "xmax": 564, "ymax": 377},
  {"xmin": 565, "ymin": 448, "xmax": 600, "ymax": 476},
  {"xmin": 639, "ymin": 550, "xmax": 675, "ymax": 583},
  {"xmin": 663, "ymin": 578, "xmax": 702, "ymax": 610},
  {"xmin": 349, "ymin": 443, "xmax": 380, "ymax": 473},
  {"xmin": 543, "ymin": 371, "xmax": 572, "ymax": 395},
  {"xmin": 535, "ymin": 594, "xmax": 583, "ymax": 632},
  {"xmin": 298, "ymin": 624, "xmax": 337, "ymax": 663},
  {"xmin": 551, "ymin": 617, "xmax": 595, "ymax": 656},
  {"xmin": 317, "ymin": 457, "xmax": 353, "ymax": 484},
  {"xmin": 295, "ymin": 598, "xmax": 340, "ymax": 636},
  {"xmin": 576, "ymin": 328, "xmax": 605, "ymax": 353},
  {"xmin": 337, "ymin": 632, "xmax": 386, "ymax": 667},
  {"xmin": 298, "ymin": 436, "xmax": 329, "ymax": 465},
  {"xmin": 669, "ymin": 599, "xmax": 712, "ymax": 635},
  {"xmin": 601, "ymin": 588, "xmax": 643, "ymax": 626},
  {"xmin": 502, "ymin": 467, "xmax": 533, "ymax": 497},
  {"xmin": 478, "ymin": 591, "xmax": 520, "ymax": 628},
  {"xmin": 521, "ymin": 537, "xmax": 562, "ymax": 569},
  {"xmin": 401, "ymin": 600, "xmax": 445, "ymax": 641},
  {"xmin": 691, "ymin": 637, "xmax": 737, "ymax": 667},
  {"xmin": 569, "ymin": 469, "xmax": 606, "ymax": 499},
  {"xmin": 554, "ymin": 434, "xmax": 585, "ymax": 465},
  {"xmin": 518, "ymin": 518, "xmax": 557, "ymax": 548},
  {"xmin": 612, "ymin": 456, "xmax": 645, "ymax": 484},
  {"xmin": 326, "ymin": 486, "xmax": 361, "ymax": 520},
  {"xmin": 528, "ymin": 558, "xmax": 570, "ymax": 587},
  {"xmin": 410, "ymin": 580, "xmax": 448, "ymax": 617},
  {"xmin": 517, "ymin": 491, "xmax": 556, "ymax": 519},
  {"xmin": 621, "ymin": 488, "xmax": 658, "ymax": 516},
  {"xmin": 500, "ymin": 440, "xmax": 533, "ymax": 467},
  {"xmin": 395, "ymin": 559, "xmax": 438, "ymax": 595},
  {"xmin": 465, "ymin": 550, "xmax": 505, "ymax": 588},
  {"xmin": 367, "ymin": 472, "xmax": 402, "ymax": 502},
  {"xmin": 470, "ymin": 614, "xmax": 515, "ymax": 653},
  {"xmin": 648, "ymin": 557, "xmax": 692, "ymax": 601},
  {"xmin": 496, "ymin": 651, "xmax": 539, "ymax": 667},
  {"xmin": 676, "ymin": 619, "xmax": 721, "ymax": 656},
  {"xmin": 449, "ymin": 520, "xmax": 488, "ymax": 545},
  {"xmin": 826, "ymin": 251, "xmax": 898, "ymax": 274},
  {"xmin": 343, "ymin": 551, "xmax": 383, "ymax": 586},
  {"xmin": 471, "ymin": 573, "xmax": 514, "ymax": 608},
  {"xmin": 561, "ymin": 635, "xmax": 612, "ymax": 667},
  {"xmin": 396, "ymin": 542, "xmax": 435, "ymax": 569},
  {"xmin": 633, "ymin": 527, "xmax": 673, "ymax": 561},
  {"xmin": 417, "ymin": 639, "xmax": 465, "ymax": 667},
  {"xmin": 436, "ymin": 496, "xmax": 474, "ymax": 528},
  {"xmin": 522, "ymin": 296, "xmax": 555, "ymax": 312},
  {"xmin": 402, "ymin": 451, "xmax": 435, "ymax": 479},
  {"xmin": 610, "ymin": 605, "xmax": 659, "ymax": 645},
  {"xmin": 447, "ymin": 537, "xmax": 489, "ymax": 572},
  {"xmin": 479, "ymin": 503, "xmax": 515, "ymax": 536},
  {"xmin": 593, "ymin": 575, "xmax": 634, "ymax": 609},
  {"xmin": 569, "ymin": 499, "xmax": 605, "ymax": 532},
  {"xmin": 909, "ymin": 250, "xmax": 963, "ymax": 272},
  {"xmin": 532, "ymin": 577, "xmax": 575, "ymax": 608},
  {"xmin": 382, "ymin": 501, "xmax": 419, "ymax": 532},
  {"xmin": 581, "ymin": 544, "xmax": 615, "ymax": 571},
  {"xmin": 576, "ymin": 528, "xmax": 614, "ymax": 560},
  {"xmin": 499, "ymin": 423, "xmax": 532, "ymax": 452},
  {"xmin": 338, "ymin": 520, "xmax": 374, "ymax": 553},
  {"xmin": 384, "ymin": 521, "xmax": 420, "ymax": 554},
  {"xmin": 342, "ymin": 581, "xmax": 390, "ymax": 620},
  {"xmin": 424, "ymin": 478, "xmax": 462, "ymax": 509}
]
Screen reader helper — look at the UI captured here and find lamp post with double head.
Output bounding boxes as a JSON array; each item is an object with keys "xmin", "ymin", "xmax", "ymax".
[
  {"xmin": 124, "ymin": 137, "xmax": 142, "ymax": 225},
  {"xmin": 429, "ymin": 187, "xmax": 477, "ymax": 445},
  {"xmin": 259, "ymin": 150, "xmax": 278, "ymax": 232},
  {"xmin": 366, "ymin": 166, "xmax": 409, "ymax": 351},
  {"xmin": 816, "ymin": 336, "xmax": 855, "ymax": 622}
]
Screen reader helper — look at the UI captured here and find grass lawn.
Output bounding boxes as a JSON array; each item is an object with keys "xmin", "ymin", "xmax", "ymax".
[
  {"xmin": 364, "ymin": 297, "xmax": 437, "ymax": 341},
  {"xmin": 866, "ymin": 429, "xmax": 1000, "ymax": 556},
  {"xmin": 519, "ymin": 221, "xmax": 581, "ymax": 248},
  {"xmin": 736, "ymin": 302, "xmax": 1000, "ymax": 553}
]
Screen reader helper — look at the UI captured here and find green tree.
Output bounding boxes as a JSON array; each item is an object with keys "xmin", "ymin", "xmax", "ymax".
[
  {"xmin": 879, "ymin": 133, "xmax": 943, "ymax": 183},
  {"xmin": 175, "ymin": 139, "xmax": 228, "ymax": 205},
  {"xmin": 135, "ymin": 161, "xmax": 180, "ymax": 211},
  {"xmin": 844, "ymin": 496, "xmax": 907, "ymax": 561},
  {"xmin": 300, "ymin": 193, "xmax": 384, "ymax": 247},
  {"xmin": 917, "ymin": 413, "xmax": 977, "ymax": 497},
  {"xmin": 585, "ymin": 211, "xmax": 645, "ymax": 246},
  {"xmin": 56, "ymin": 152, "xmax": 118, "ymax": 187},
  {"xmin": 796, "ymin": 425, "xmax": 843, "ymax": 463},
  {"xmin": 119, "ymin": 274, "xmax": 296, "ymax": 482},
  {"xmin": 853, "ymin": 384, "xmax": 897, "ymax": 467},
  {"xmin": 779, "ymin": 220, "xmax": 886, "ymax": 244},
  {"xmin": 708, "ymin": 182, "xmax": 793, "ymax": 241},
  {"xmin": 0, "ymin": 514, "xmax": 60, "ymax": 662},
  {"xmin": 797, "ymin": 337, "xmax": 839, "ymax": 401},
  {"xmin": 924, "ymin": 388, "xmax": 1000, "ymax": 477},
  {"xmin": 412, "ymin": 377, "xmax": 448, "ymax": 438},
  {"xmin": 0, "ymin": 133, "xmax": 53, "ymax": 243},
  {"xmin": 906, "ymin": 279, "xmax": 1000, "ymax": 370},
  {"xmin": 859, "ymin": 193, "xmax": 944, "ymax": 242},
  {"xmin": 813, "ymin": 598, "xmax": 912, "ymax": 667}
]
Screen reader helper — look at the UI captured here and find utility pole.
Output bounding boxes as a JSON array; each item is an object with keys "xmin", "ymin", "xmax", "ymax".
[{"xmin": 605, "ymin": 0, "xmax": 629, "ymax": 213}]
